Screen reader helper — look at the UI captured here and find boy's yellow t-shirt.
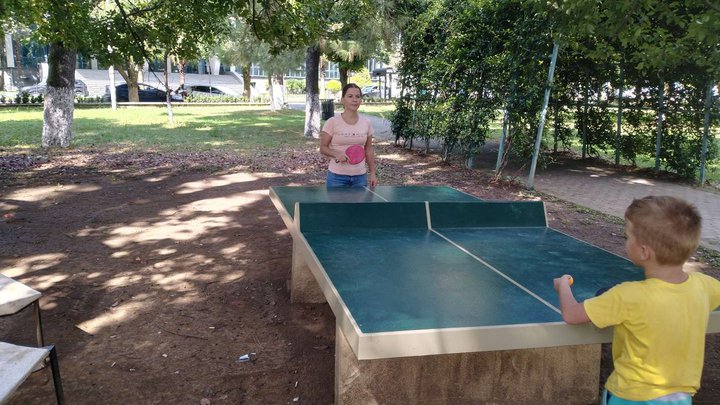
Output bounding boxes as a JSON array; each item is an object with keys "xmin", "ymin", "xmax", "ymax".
[{"xmin": 584, "ymin": 272, "xmax": 720, "ymax": 401}]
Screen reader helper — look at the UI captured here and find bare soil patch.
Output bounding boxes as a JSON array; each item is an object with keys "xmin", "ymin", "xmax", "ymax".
[{"xmin": 2, "ymin": 140, "xmax": 718, "ymax": 404}]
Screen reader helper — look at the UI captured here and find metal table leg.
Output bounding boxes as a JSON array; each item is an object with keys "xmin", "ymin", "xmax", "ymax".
[{"xmin": 33, "ymin": 300, "xmax": 45, "ymax": 347}]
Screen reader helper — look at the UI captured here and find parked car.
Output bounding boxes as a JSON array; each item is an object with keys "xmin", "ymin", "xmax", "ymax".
[
  {"xmin": 361, "ymin": 85, "xmax": 379, "ymax": 98},
  {"xmin": 183, "ymin": 85, "xmax": 239, "ymax": 98},
  {"xmin": 104, "ymin": 83, "xmax": 183, "ymax": 102},
  {"xmin": 75, "ymin": 80, "xmax": 88, "ymax": 97},
  {"xmin": 17, "ymin": 80, "xmax": 89, "ymax": 97}
]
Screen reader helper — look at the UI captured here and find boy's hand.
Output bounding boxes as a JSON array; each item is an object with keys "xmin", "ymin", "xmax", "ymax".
[
  {"xmin": 553, "ymin": 275, "xmax": 573, "ymax": 292},
  {"xmin": 553, "ymin": 274, "xmax": 590, "ymax": 324}
]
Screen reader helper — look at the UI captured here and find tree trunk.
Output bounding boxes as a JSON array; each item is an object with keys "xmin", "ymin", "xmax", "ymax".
[
  {"xmin": 339, "ymin": 67, "xmax": 349, "ymax": 88},
  {"xmin": 115, "ymin": 59, "xmax": 140, "ymax": 102},
  {"xmin": 42, "ymin": 42, "xmax": 76, "ymax": 148},
  {"xmin": 0, "ymin": 31, "xmax": 5, "ymax": 91},
  {"xmin": 127, "ymin": 67, "xmax": 139, "ymax": 102},
  {"xmin": 164, "ymin": 51, "xmax": 174, "ymax": 125},
  {"xmin": 319, "ymin": 56, "xmax": 327, "ymax": 98},
  {"xmin": 268, "ymin": 73, "xmax": 276, "ymax": 112},
  {"xmin": 272, "ymin": 73, "xmax": 285, "ymax": 110},
  {"xmin": 304, "ymin": 46, "xmax": 321, "ymax": 138},
  {"xmin": 242, "ymin": 64, "xmax": 252, "ymax": 99},
  {"xmin": 12, "ymin": 36, "xmax": 28, "ymax": 87},
  {"xmin": 178, "ymin": 59, "xmax": 187, "ymax": 92},
  {"xmin": 278, "ymin": 74, "xmax": 286, "ymax": 108}
]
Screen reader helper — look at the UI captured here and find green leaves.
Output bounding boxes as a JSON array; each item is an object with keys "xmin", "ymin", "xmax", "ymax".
[
  {"xmin": 395, "ymin": 0, "xmax": 553, "ymax": 160},
  {"xmin": 393, "ymin": 0, "xmax": 719, "ymax": 178},
  {"xmin": 553, "ymin": 0, "xmax": 720, "ymax": 80},
  {"xmin": 3, "ymin": 0, "xmax": 95, "ymax": 50}
]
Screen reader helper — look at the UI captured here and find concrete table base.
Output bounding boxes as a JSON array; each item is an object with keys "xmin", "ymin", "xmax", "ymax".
[
  {"xmin": 335, "ymin": 325, "xmax": 601, "ymax": 405},
  {"xmin": 290, "ymin": 238, "xmax": 326, "ymax": 304}
]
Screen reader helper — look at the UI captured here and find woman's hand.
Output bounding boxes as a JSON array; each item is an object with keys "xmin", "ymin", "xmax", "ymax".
[
  {"xmin": 334, "ymin": 152, "xmax": 349, "ymax": 163},
  {"xmin": 368, "ymin": 173, "xmax": 378, "ymax": 187}
]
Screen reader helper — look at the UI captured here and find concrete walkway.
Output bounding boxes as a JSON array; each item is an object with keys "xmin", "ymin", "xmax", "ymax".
[
  {"xmin": 532, "ymin": 164, "xmax": 720, "ymax": 252},
  {"xmin": 362, "ymin": 113, "xmax": 720, "ymax": 253}
]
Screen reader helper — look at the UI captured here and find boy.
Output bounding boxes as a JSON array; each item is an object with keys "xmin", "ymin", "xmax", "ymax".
[{"xmin": 554, "ymin": 195, "xmax": 720, "ymax": 405}]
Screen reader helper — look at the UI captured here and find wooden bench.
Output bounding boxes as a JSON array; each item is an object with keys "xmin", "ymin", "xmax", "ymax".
[
  {"xmin": 0, "ymin": 342, "xmax": 64, "ymax": 404},
  {"xmin": 0, "ymin": 274, "xmax": 45, "ymax": 347}
]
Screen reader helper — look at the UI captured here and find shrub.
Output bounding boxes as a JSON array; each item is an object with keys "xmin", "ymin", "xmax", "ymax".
[
  {"xmin": 286, "ymin": 79, "xmax": 305, "ymax": 94},
  {"xmin": 326, "ymin": 80, "xmax": 341, "ymax": 93},
  {"xmin": 349, "ymin": 68, "xmax": 372, "ymax": 87},
  {"xmin": 254, "ymin": 94, "xmax": 271, "ymax": 103}
]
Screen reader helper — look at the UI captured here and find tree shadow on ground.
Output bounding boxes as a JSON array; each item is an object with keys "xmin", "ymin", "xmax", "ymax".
[{"xmin": 1, "ymin": 168, "xmax": 334, "ymax": 403}]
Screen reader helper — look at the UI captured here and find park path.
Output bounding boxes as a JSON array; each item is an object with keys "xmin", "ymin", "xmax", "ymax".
[{"xmin": 531, "ymin": 164, "xmax": 720, "ymax": 253}]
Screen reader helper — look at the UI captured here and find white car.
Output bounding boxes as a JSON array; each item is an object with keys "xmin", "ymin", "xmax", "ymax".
[
  {"xmin": 361, "ymin": 85, "xmax": 379, "ymax": 97},
  {"xmin": 186, "ymin": 85, "xmax": 239, "ymax": 97}
]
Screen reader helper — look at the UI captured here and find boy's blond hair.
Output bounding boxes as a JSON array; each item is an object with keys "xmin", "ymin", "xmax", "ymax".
[{"xmin": 624, "ymin": 196, "xmax": 701, "ymax": 265}]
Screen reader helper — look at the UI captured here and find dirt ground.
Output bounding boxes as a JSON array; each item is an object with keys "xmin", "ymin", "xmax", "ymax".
[{"xmin": 1, "ymin": 139, "xmax": 719, "ymax": 404}]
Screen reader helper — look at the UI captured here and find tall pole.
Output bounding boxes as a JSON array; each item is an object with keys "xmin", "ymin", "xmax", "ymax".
[
  {"xmin": 208, "ymin": 57, "xmax": 212, "ymax": 92},
  {"xmin": 654, "ymin": 78, "xmax": 664, "ymax": 172},
  {"xmin": 496, "ymin": 71, "xmax": 517, "ymax": 173},
  {"xmin": 106, "ymin": 0, "xmax": 116, "ymax": 110},
  {"xmin": 582, "ymin": 78, "xmax": 588, "ymax": 159},
  {"xmin": 496, "ymin": 109, "xmax": 509, "ymax": 172},
  {"xmin": 109, "ymin": 64, "xmax": 116, "ymax": 110},
  {"xmin": 614, "ymin": 64, "xmax": 624, "ymax": 165},
  {"xmin": 528, "ymin": 42, "xmax": 559, "ymax": 189},
  {"xmin": 699, "ymin": 82, "xmax": 713, "ymax": 186}
]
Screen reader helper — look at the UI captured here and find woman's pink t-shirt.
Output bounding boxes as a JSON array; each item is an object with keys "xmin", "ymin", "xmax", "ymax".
[{"xmin": 322, "ymin": 115, "xmax": 374, "ymax": 176}]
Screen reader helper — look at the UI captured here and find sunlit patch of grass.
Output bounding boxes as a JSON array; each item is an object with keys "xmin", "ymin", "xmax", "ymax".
[
  {"xmin": 0, "ymin": 106, "xmax": 308, "ymax": 153},
  {"xmin": 358, "ymin": 104, "xmax": 395, "ymax": 120}
]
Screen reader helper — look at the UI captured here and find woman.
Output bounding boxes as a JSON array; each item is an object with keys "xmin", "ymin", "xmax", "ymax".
[{"xmin": 320, "ymin": 83, "xmax": 378, "ymax": 187}]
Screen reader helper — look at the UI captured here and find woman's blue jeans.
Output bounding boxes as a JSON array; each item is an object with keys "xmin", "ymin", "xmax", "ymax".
[{"xmin": 326, "ymin": 171, "xmax": 367, "ymax": 187}]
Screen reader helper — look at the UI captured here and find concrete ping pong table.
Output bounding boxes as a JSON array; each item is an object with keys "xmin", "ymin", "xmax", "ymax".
[{"xmin": 269, "ymin": 185, "xmax": 720, "ymax": 404}]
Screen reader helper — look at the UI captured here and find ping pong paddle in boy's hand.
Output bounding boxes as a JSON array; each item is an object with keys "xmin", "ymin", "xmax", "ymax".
[{"xmin": 345, "ymin": 145, "xmax": 365, "ymax": 165}]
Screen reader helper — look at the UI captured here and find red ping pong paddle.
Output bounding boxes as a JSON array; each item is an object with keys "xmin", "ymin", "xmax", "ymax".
[{"xmin": 345, "ymin": 145, "xmax": 365, "ymax": 165}]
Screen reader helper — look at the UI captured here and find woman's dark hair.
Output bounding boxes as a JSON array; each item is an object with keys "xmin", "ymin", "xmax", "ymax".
[{"xmin": 342, "ymin": 83, "xmax": 362, "ymax": 97}]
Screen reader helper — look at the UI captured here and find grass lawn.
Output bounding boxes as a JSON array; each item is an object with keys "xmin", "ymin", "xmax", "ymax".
[
  {"xmin": 359, "ymin": 103, "xmax": 396, "ymax": 121},
  {"xmin": 285, "ymin": 94, "xmax": 305, "ymax": 103},
  {"xmin": 0, "ymin": 105, "xmax": 311, "ymax": 152}
]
